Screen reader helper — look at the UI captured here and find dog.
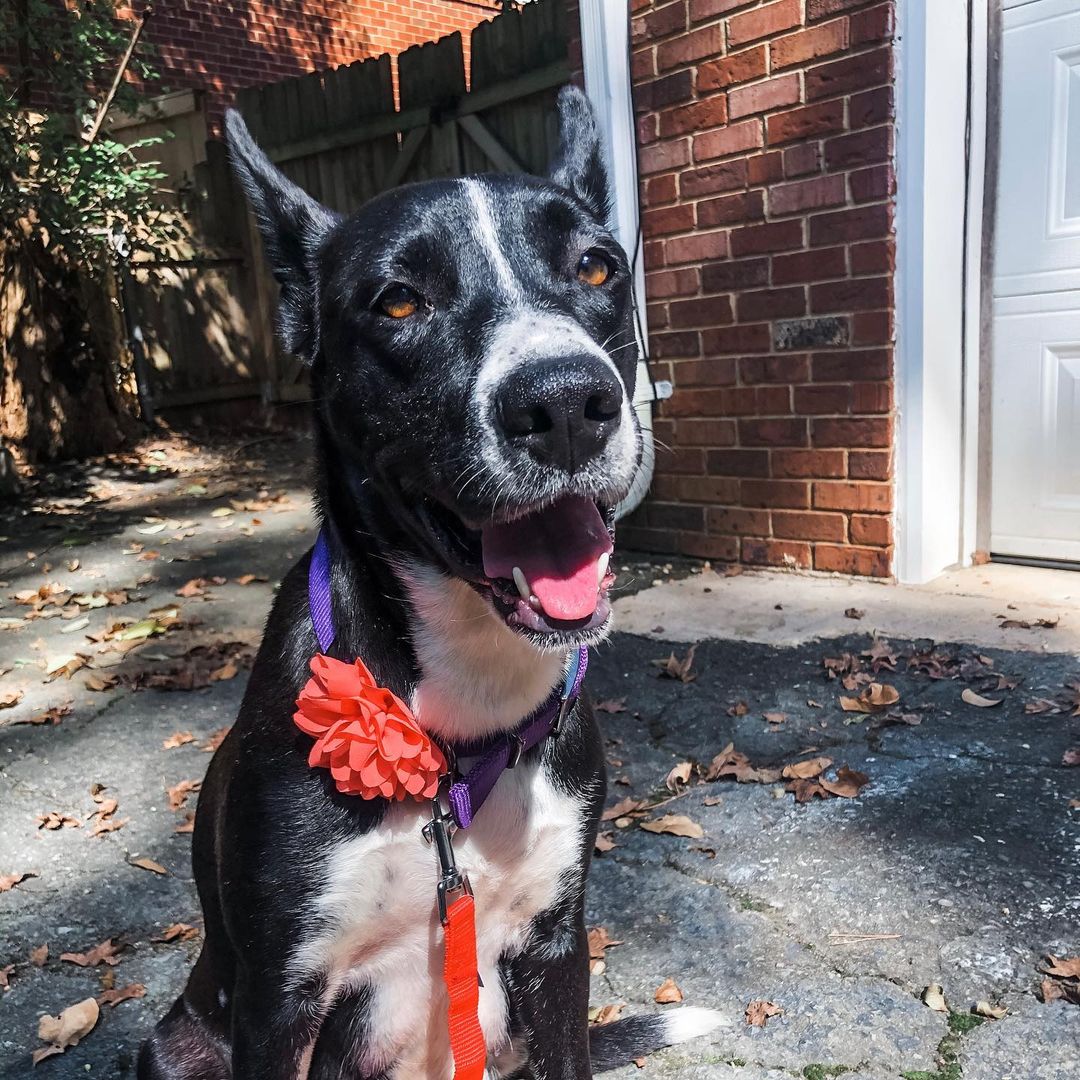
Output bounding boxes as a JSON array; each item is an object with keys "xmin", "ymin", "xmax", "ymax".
[{"xmin": 138, "ymin": 85, "xmax": 721, "ymax": 1079}]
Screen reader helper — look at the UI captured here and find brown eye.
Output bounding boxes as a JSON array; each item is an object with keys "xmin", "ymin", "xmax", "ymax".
[
  {"xmin": 577, "ymin": 251, "xmax": 610, "ymax": 287},
  {"xmin": 378, "ymin": 284, "xmax": 420, "ymax": 319}
]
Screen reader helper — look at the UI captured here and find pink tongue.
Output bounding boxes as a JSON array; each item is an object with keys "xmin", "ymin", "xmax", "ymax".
[{"xmin": 481, "ymin": 496, "xmax": 613, "ymax": 622}]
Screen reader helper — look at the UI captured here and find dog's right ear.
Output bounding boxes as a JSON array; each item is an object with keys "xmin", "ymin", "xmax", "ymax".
[
  {"xmin": 549, "ymin": 84, "xmax": 610, "ymax": 223},
  {"xmin": 224, "ymin": 109, "xmax": 339, "ymax": 362}
]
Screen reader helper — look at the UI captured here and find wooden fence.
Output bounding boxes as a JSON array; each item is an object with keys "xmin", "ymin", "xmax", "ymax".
[{"xmin": 122, "ymin": 0, "xmax": 570, "ymax": 413}]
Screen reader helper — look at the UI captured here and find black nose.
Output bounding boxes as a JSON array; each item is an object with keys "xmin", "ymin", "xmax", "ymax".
[{"xmin": 495, "ymin": 356, "xmax": 624, "ymax": 473}]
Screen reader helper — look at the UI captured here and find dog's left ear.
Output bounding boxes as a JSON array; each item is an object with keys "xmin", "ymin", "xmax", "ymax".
[
  {"xmin": 224, "ymin": 109, "xmax": 339, "ymax": 362},
  {"xmin": 549, "ymin": 84, "xmax": 610, "ymax": 222}
]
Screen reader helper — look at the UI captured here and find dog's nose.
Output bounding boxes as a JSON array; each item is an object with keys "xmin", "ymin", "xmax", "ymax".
[{"xmin": 495, "ymin": 356, "xmax": 623, "ymax": 473}]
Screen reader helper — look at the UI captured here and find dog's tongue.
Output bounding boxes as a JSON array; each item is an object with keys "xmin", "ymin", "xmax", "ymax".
[{"xmin": 482, "ymin": 496, "xmax": 612, "ymax": 622}]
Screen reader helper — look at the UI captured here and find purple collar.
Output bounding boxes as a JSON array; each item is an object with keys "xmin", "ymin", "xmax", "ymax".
[{"xmin": 307, "ymin": 530, "xmax": 588, "ymax": 829}]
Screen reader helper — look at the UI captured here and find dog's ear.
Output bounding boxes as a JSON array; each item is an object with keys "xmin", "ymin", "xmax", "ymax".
[
  {"xmin": 224, "ymin": 109, "xmax": 339, "ymax": 362},
  {"xmin": 549, "ymin": 84, "xmax": 610, "ymax": 222}
]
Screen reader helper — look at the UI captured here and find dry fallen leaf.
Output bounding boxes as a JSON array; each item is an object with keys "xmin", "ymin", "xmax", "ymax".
[
  {"xmin": 0, "ymin": 688, "xmax": 24, "ymax": 709},
  {"xmin": 36, "ymin": 812, "xmax": 80, "ymax": 831},
  {"xmin": 1041, "ymin": 955, "xmax": 1080, "ymax": 979},
  {"xmin": 762, "ymin": 711, "xmax": 786, "ymax": 726},
  {"xmin": 201, "ymin": 726, "xmax": 231, "ymax": 752},
  {"xmin": 209, "ymin": 661, "xmax": 238, "ymax": 682},
  {"xmin": 840, "ymin": 682, "xmax": 899, "ymax": 714},
  {"xmin": 818, "ymin": 766, "xmax": 871, "ymax": 799},
  {"xmin": 595, "ymin": 697, "xmax": 627, "ymax": 714},
  {"xmin": 174, "ymin": 811, "xmax": 196, "ymax": 834},
  {"xmin": 654, "ymin": 977, "xmax": 684, "ymax": 1004},
  {"xmin": 59, "ymin": 939, "xmax": 121, "ymax": 968},
  {"xmin": 30, "ymin": 944, "xmax": 48, "ymax": 967},
  {"xmin": 97, "ymin": 983, "xmax": 146, "ymax": 1008},
  {"xmin": 665, "ymin": 761, "xmax": 693, "ymax": 793},
  {"xmin": 129, "ymin": 856, "xmax": 168, "ymax": 875},
  {"xmin": 652, "ymin": 644, "xmax": 697, "ymax": 683},
  {"xmin": 1063, "ymin": 748, "xmax": 1080, "ymax": 768},
  {"xmin": 922, "ymin": 984, "xmax": 948, "ymax": 1012},
  {"xmin": 706, "ymin": 743, "xmax": 782, "ymax": 784},
  {"xmin": 587, "ymin": 926, "xmax": 624, "ymax": 960},
  {"xmin": 602, "ymin": 797, "xmax": 643, "ymax": 822},
  {"xmin": 961, "ymin": 688, "xmax": 1002, "ymax": 708},
  {"xmin": 588, "ymin": 1003, "xmax": 625, "ymax": 1026},
  {"xmin": 153, "ymin": 923, "xmax": 200, "ymax": 944},
  {"xmin": 0, "ymin": 871, "xmax": 37, "ymax": 893},
  {"xmin": 594, "ymin": 832, "xmax": 616, "ymax": 854},
  {"xmin": 973, "ymin": 1000, "xmax": 1008, "ymax": 1020},
  {"xmin": 745, "ymin": 999, "xmax": 782, "ymax": 1027},
  {"xmin": 162, "ymin": 731, "xmax": 195, "ymax": 750},
  {"xmin": 34, "ymin": 997, "xmax": 99, "ymax": 1064},
  {"xmin": 782, "ymin": 757, "xmax": 833, "ymax": 780},
  {"xmin": 166, "ymin": 779, "xmax": 201, "ymax": 812},
  {"xmin": 639, "ymin": 814, "xmax": 704, "ymax": 839}
]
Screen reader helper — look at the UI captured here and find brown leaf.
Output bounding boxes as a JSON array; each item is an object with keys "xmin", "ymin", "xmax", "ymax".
[
  {"xmin": 1064, "ymin": 748, "xmax": 1080, "ymax": 768},
  {"xmin": 97, "ymin": 983, "xmax": 146, "ymax": 1007},
  {"xmin": 1041, "ymin": 955, "xmax": 1080, "ymax": 979},
  {"xmin": 209, "ymin": 662, "xmax": 238, "ymax": 682},
  {"xmin": 14, "ymin": 703, "xmax": 71, "ymax": 726},
  {"xmin": 726, "ymin": 700, "xmax": 749, "ymax": 717},
  {"xmin": 652, "ymin": 644, "xmax": 697, "ymax": 683},
  {"xmin": 664, "ymin": 761, "xmax": 693, "ymax": 793},
  {"xmin": 166, "ymin": 779, "xmax": 201, "ymax": 812},
  {"xmin": 0, "ymin": 871, "xmax": 37, "ymax": 893},
  {"xmin": 922, "ymin": 984, "xmax": 948, "ymax": 1012},
  {"xmin": 818, "ymin": 766, "xmax": 870, "ymax": 799},
  {"xmin": 85, "ymin": 673, "xmax": 119, "ymax": 692},
  {"xmin": 973, "ymin": 1000, "xmax": 1008, "ymax": 1020},
  {"xmin": 587, "ymin": 927, "xmax": 624, "ymax": 959},
  {"xmin": 840, "ymin": 682, "xmax": 899, "ymax": 714},
  {"xmin": 0, "ymin": 688, "xmax": 24, "ymax": 709},
  {"xmin": 745, "ymin": 1000, "xmax": 782, "ymax": 1027},
  {"xmin": 129, "ymin": 856, "xmax": 168, "ymax": 875},
  {"xmin": 0, "ymin": 963, "xmax": 14, "ymax": 989},
  {"xmin": 235, "ymin": 573, "xmax": 267, "ymax": 585},
  {"xmin": 601, "ymin": 797, "xmax": 643, "ymax": 822},
  {"xmin": 762, "ymin": 711, "xmax": 786, "ymax": 725},
  {"xmin": 162, "ymin": 731, "xmax": 195, "ymax": 749},
  {"xmin": 201, "ymin": 726, "xmax": 231, "ymax": 752},
  {"xmin": 595, "ymin": 697, "xmax": 627, "ymax": 714},
  {"xmin": 639, "ymin": 814, "xmax": 704, "ymax": 839},
  {"xmin": 34, "ymin": 997, "xmax": 99, "ymax": 1063},
  {"xmin": 844, "ymin": 607, "xmax": 865, "ymax": 620},
  {"xmin": 59, "ymin": 939, "xmax": 122, "ymax": 968},
  {"xmin": 36, "ymin": 812, "xmax": 80, "ymax": 831},
  {"xmin": 174, "ymin": 811, "xmax": 196, "ymax": 834},
  {"xmin": 589, "ymin": 1003, "xmax": 625, "ymax": 1026},
  {"xmin": 706, "ymin": 743, "xmax": 782, "ymax": 785},
  {"xmin": 654, "ymin": 977, "xmax": 684, "ymax": 1004},
  {"xmin": 961, "ymin": 688, "xmax": 1001, "ymax": 708},
  {"xmin": 30, "ymin": 944, "xmax": 48, "ymax": 967},
  {"xmin": 594, "ymin": 832, "xmax": 616, "ymax": 854},
  {"xmin": 782, "ymin": 757, "xmax": 833, "ymax": 780},
  {"xmin": 153, "ymin": 923, "xmax": 200, "ymax": 944}
]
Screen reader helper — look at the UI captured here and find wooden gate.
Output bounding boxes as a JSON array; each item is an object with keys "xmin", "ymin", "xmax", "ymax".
[{"xmin": 123, "ymin": 0, "xmax": 570, "ymax": 412}]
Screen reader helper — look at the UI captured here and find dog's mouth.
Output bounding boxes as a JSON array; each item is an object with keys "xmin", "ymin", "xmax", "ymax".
[{"xmin": 416, "ymin": 494, "xmax": 616, "ymax": 639}]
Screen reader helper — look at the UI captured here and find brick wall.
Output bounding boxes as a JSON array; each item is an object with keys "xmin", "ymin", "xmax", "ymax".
[
  {"xmin": 625, "ymin": 0, "xmax": 896, "ymax": 577},
  {"xmin": 132, "ymin": 0, "xmax": 501, "ymax": 133}
]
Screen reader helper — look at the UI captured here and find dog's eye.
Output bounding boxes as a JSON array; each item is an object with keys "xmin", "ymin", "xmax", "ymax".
[
  {"xmin": 576, "ymin": 251, "xmax": 610, "ymax": 287},
  {"xmin": 377, "ymin": 285, "xmax": 420, "ymax": 319}
]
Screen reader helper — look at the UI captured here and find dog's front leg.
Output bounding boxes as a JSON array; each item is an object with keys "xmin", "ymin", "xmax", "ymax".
[
  {"xmin": 506, "ymin": 900, "xmax": 593, "ymax": 1080},
  {"xmin": 229, "ymin": 973, "xmax": 323, "ymax": 1080}
]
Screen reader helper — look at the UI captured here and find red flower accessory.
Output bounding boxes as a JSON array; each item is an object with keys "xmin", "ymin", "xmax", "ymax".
[{"xmin": 294, "ymin": 654, "xmax": 447, "ymax": 801}]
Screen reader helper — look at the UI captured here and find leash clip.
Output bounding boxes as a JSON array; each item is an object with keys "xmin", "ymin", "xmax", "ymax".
[{"xmin": 423, "ymin": 790, "xmax": 472, "ymax": 925}]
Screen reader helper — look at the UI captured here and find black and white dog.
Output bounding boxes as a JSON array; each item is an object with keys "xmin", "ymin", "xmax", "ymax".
[{"xmin": 139, "ymin": 86, "xmax": 720, "ymax": 1079}]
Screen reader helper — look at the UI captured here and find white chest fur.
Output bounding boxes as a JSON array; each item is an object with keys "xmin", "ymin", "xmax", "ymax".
[{"xmin": 290, "ymin": 762, "xmax": 585, "ymax": 1078}]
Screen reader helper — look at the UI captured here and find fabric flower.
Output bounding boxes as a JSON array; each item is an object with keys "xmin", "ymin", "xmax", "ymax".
[{"xmin": 294, "ymin": 654, "xmax": 446, "ymax": 801}]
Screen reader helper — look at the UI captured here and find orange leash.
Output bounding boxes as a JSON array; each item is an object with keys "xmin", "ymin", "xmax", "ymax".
[{"xmin": 443, "ymin": 892, "xmax": 486, "ymax": 1080}]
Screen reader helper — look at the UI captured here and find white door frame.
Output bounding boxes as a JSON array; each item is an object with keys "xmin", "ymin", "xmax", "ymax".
[{"xmin": 895, "ymin": 0, "xmax": 991, "ymax": 583}]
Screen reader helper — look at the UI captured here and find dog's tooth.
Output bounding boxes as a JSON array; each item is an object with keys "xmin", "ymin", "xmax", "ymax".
[
  {"xmin": 512, "ymin": 566, "xmax": 531, "ymax": 602},
  {"xmin": 528, "ymin": 595, "xmax": 542, "ymax": 612},
  {"xmin": 597, "ymin": 552, "xmax": 610, "ymax": 586}
]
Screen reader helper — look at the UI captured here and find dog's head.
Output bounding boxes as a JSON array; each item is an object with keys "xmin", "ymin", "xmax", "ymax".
[{"xmin": 226, "ymin": 87, "xmax": 641, "ymax": 651}]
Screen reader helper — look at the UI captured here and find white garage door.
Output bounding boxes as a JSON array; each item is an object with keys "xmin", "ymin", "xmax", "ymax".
[{"xmin": 992, "ymin": 0, "xmax": 1080, "ymax": 563}]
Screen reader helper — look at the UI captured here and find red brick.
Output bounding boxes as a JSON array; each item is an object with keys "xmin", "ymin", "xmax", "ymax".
[
  {"xmin": 646, "ymin": 502, "xmax": 706, "ymax": 532},
  {"xmin": 707, "ymin": 449, "xmax": 770, "ymax": 477},
  {"xmin": 702, "ymin": 256, "xmax": 770, "ymax": 291},
  {"xmin": 637, "ymin": 112, "xmax": 658, "ymax": 146},
  {"xmin": 746, "ymin": 150, "xmax": 785, "ymax": 184},
  {"xmin": 713, "ymin": 387, "xmax": 763, "ymax": 415},
  {"xmin": 651, "ymin": 330, "xmax": 701, "ymax": 359},
  {"xmin": 794, "ymin": 384, "xmax": 851, "ymax": 414},
  {"xmin": 657, "ymin": 23, "xmax": 724, "ymax": 70},
  {"xmin": 825, "ymin": 125, "xmax": 892, "ymax": 169},
  {"xmin": 647, "ymin": 267, "xmax": 700, "ymax": 299},
  {"xmin": 812, "ymin": 481, "xmax": 892, "ymax": 512},
  {"xmin": 812, "ymin": 348, "xmax": 890, "ymax": 382},
  {"xmin": 698, "ymin": 190, "xmax": 765, "ymax": 227},
  {"xmin": 697, "ymin": 46, "xmax": 768, "ymax": 92},
  {"xmin": 730, "ymin": 218, "xmax": 804, "ymax": 256},
  {"xmin": 704, "ymin": 322, "xmax": 772, "ymax": 354},
  {"xmin": 644, "ymin": 239, "xmax": 666, "ymax": 269},
  {"xmin": 850, "ymin": 513, "xmax": 892, "ymax": 546},
  {"xmin": 648, "ymin": 301, "xmax": 670, "ymax": 329},
  {"xmin": 620, "ymin": 524, "xmax": 681, "ymax": 552},
  {"xmin": 784, "ymin": 142, "xmax": 822, "ymax": 177},
  {"xmin": 707, "ymin": 506, "xmax": 771, "ymax": 535},
  {"xmin": 728, "ymin": 74, "xmax": 801, "ymax": 119},
  {"xmin": 849, "ymin": 239, "xmax": 893, "ymax": 275},
  {"xmin": 742, "ymin": 537, "xmax": 812, "ymax": 569},
  {"xmin": 808, "ymin": 0, "xmax": 883, "ymax": 18},
  {"xmin": 849, "ymin": 449, "xmax": 892, "ymax": 480},
  {"xmin": 689, "ymin": 0, "xmax": 752, "ymax": 21},
  {"xmin": 772, "ymin": 448, "xmax": 846, "ymax": 478},
  {"xmin": 850, "ymin": 86, "xmax": 893, "ymax": 128},
  {"xmin": 666, "ymin": 230, "xmax": 731, "ymax": 264},
  {"xmin": 635, "ymin": 70, "xmax": 694, "ymax": 111},
  {"xmin": 643, "ymin": 203, "xmax": 696, "ymax": 237},
  {"xmin": 655, "ymin": 445, "xmax": 707, "ymax": 474},
  {"xmin": 770, "ymin": 19, "xmax": 849, "ymax": 69},
  {"xmin": 811, "ymin": 276, "xmax": 891, "ymax": 313},
  {"xmin": 767, "ymin": 100, "xmax": 846, "ymax": 145},
  {"xmin": 679, "ymin": 532, "xmax": 741, "ymax": 561},
  {"xmin": 659, "ymin": 95, "xmax": 729, "ymax": 137},
  {"xmin": 812, "ymin": 416, "xmax": 891, "ymax": 448},
  {"xmin": 669, "ymin": 294, "xmax": 735, "ymax": 328},
  {"xmin": 729, "ymin": 0, "xmax": 802, "ymax": 48},
  {"xmin": 813, "ymin": 543, "xmax": 890, "ymax": 577},
  {"xmin": 852, "ymin": 310, "xmax": 893, "ymax": 345},
  {"xmin": 773, "ymin": 247, "xmax": 847, "ymax": 284},
  {"xmin": 740, "ymin": 354, "xmax": 810, "ymax": 384},
  {"xmin": 676, "ymin": 476, "xmax": 740, "ymax": 502},
  {"xmin": 737, "ymin": 286, "xmax": 806, "ymax": 322},
  {"xmin": 806, "ymin": 47, "xmax": 891, "ymax": 101},
  {"xmin": 739, "ymin": 417, "xmax": 808, "ymax": 447},
  {"xmin": 772, "ymin": 510, "xmax": 847, "ymax": 541},
  {"xmin": 852, "ymin": 381, "xmax": 892, "ymax": 413},
  {"xmin": 769, "ymin": 173, "xmax": 846, "ymax": 215},
  {"xmin": 694, "ymin": 119, "xmax": 763, "ymax": 161},
  {"xmin": 680, "ymin": 159, "xmax": 749, "ymax": 198},
  {"xmin": 850, "ymin": 164, "xmax": 894, "ymax": 202},
  {"xmin": 741, "ymin": 478, "xmax": 810, "ymax": 509},
  {"xmin": 645, "ymin": 172, "xmax": 679, "ymax": 206},
  {"xmin": 851, "ymin": 3, "xmax": 894, "ymax": 45},
  {"xmin": 641, "ymin": 1, "xmax": 688, "ymax": 40},
  {"xmin": 671, "ymin": 356, "xmax": 739, "ymax": 386},
  {"xmin": 632, "ymin": 46, "xmax": 657, "ymax": 81},
  {"xmin": 640, "ymin": 138, "xmax": 691, "ymax": 175},
  {"xmin": 663, "ymin": 388, "xmax": 736, "ymax": 417},
  {"xmin": 810, "ymin": 204, "xmax": 892, "ymax": 245}
]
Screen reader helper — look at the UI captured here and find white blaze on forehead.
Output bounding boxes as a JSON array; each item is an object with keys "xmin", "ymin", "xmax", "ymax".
[{"xmin": 462, "ymin": 177, "xmax": 521, "ymax": 304}]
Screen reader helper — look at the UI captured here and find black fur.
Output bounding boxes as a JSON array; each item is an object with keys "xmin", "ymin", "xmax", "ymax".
[{"xmin": 138, "ymin": 85, "xmax": 695, "ymax": 1080}]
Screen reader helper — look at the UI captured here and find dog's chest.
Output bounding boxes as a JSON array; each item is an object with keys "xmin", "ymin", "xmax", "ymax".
[{"xmin": 295, "ymin": 760, "xmax": 584, "ymax": 1078}]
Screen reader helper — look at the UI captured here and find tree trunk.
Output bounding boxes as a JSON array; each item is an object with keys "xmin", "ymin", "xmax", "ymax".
[{"xmin": 0, "ymin": 238, "xmax": 142, "ymax": 465}]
